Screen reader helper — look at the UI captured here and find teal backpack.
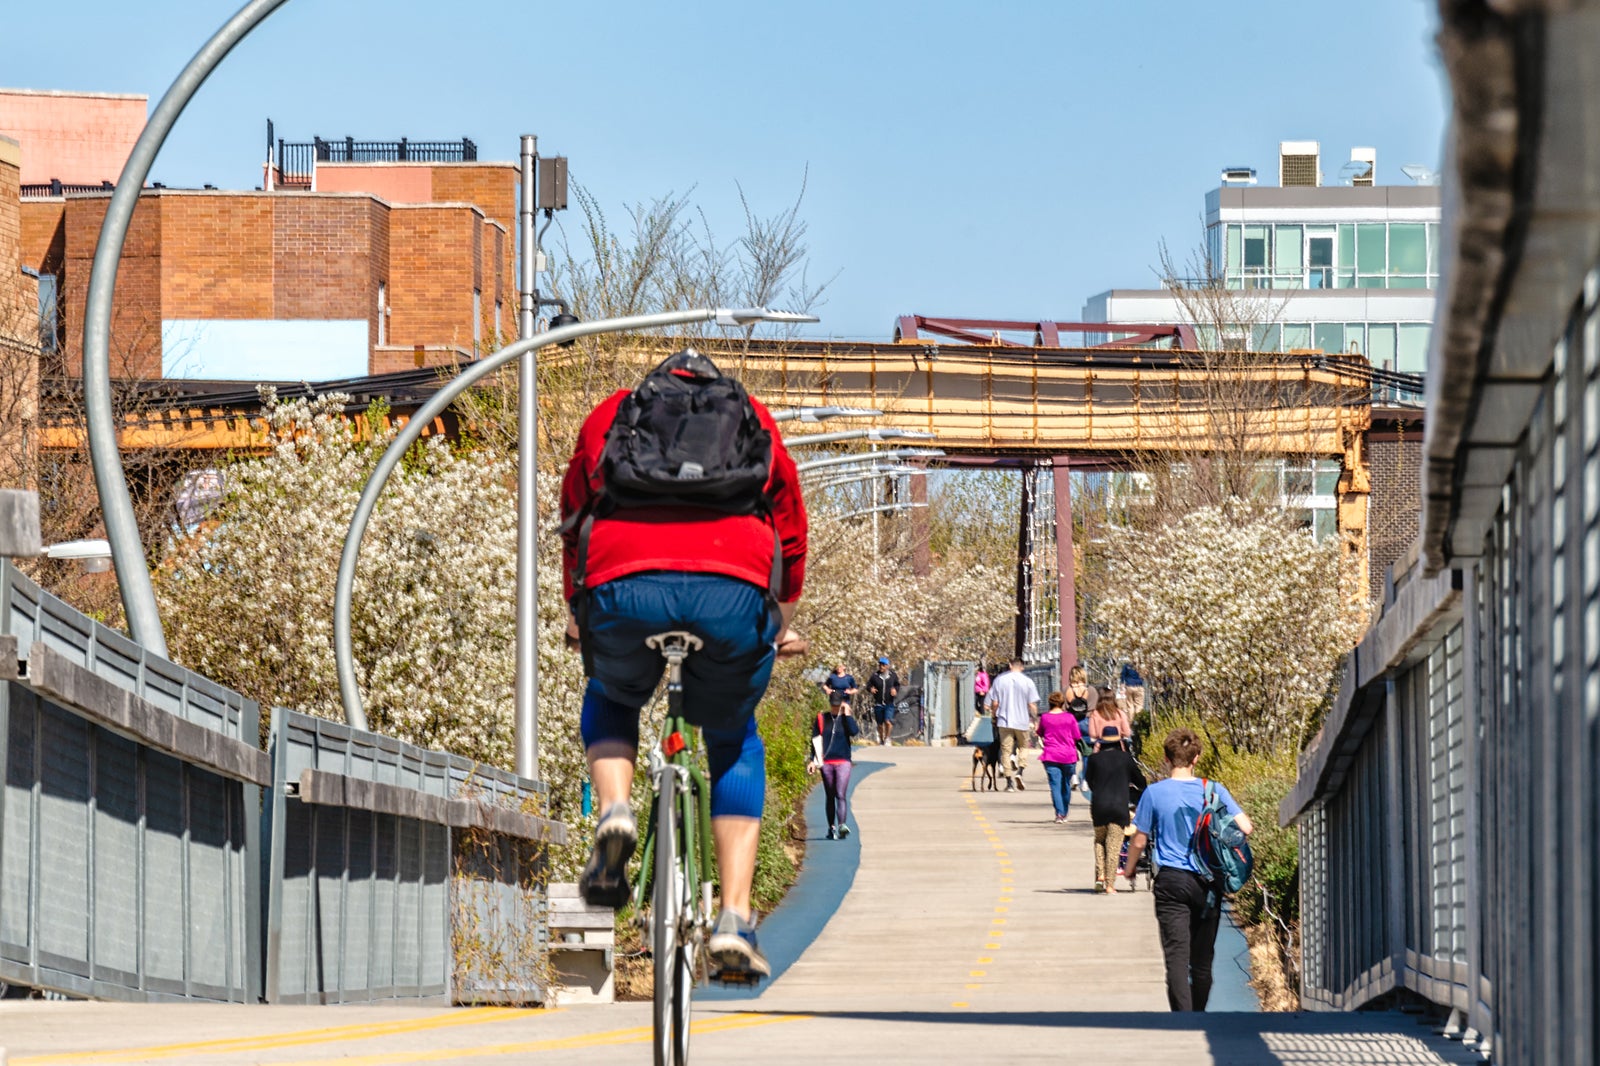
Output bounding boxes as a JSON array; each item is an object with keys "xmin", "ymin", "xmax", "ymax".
[{"xmin": 1189, "ymin": 779, "xmax": 1254, "ymax": 893}]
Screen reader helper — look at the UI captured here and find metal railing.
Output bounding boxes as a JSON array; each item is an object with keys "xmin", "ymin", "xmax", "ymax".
[
  {"xmin": 263, "ymin": 708, "xmax": 561, "ymax": 1005},
  {"xmin": 1288, "ymin": 266, "xmax": 1600, "ymax": 1061},
  {"xmin": 0, "ymin": 561, "xmax": 262, "ymax": 1002},
  {"xmin": 275, "ymin": 136, "xmax": 478, "ymax": 188}
]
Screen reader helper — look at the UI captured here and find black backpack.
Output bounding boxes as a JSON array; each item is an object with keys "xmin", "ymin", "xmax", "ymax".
[
  {"xmin": 567, "ymin": 349, "xmax": 782, "ymax": 673},
  {"xmin": 599, "ymin": 348, "xmax": 773, "ymax": 513}
]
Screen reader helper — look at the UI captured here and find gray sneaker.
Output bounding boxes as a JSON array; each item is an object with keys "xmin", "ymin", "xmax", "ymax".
[
  {"xmin": 578, "ymin": 804, "xmax": 637, "ymax": 909},
  {"xmin": 707, "ymin": 909, "xmax": 770, "ymax": 982}
]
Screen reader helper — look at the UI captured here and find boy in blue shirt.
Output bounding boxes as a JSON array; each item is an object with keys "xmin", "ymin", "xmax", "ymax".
[{"xmin": 1122, "ymin": 727, "xmax": 1254, "ymax": 1011}]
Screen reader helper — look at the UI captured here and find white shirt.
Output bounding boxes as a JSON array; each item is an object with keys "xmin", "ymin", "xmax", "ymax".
[{"xmin": 988, "ymin": 670, "xmax": 1040, "ymax": 730}]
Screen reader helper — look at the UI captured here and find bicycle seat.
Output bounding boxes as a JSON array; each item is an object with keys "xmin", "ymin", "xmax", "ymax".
[{"xmin": 645, "ymin": 631, "xmax": 705, "ymax": 656}]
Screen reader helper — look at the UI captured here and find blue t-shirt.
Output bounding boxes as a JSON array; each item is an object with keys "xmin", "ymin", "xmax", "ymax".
[
  {"xmin": 825, "ymin": 674, "xmax": 856, "ymax": 700},
  {"xmin": 1121, "ymin": 663, "xmax": 1144, "ymax": 687},
  {"xmin": 1133, "ymin": 777, "xmax": 1243, "ymax": 874}
]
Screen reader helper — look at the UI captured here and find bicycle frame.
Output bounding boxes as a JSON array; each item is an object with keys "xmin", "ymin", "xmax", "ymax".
[{"xmin": 632, "ymin": 646, "xmax": 717, "ymax": 938}]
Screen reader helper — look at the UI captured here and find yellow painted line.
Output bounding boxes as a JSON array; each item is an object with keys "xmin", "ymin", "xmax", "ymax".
[
  {"xmin": 10, "ymin": 1007, "xmax": 527, "ymax": 1065},
  {"xmin": 985, "ymin": 942, "xmax": 1001, "ymax": 949},
  {"xmin": 994, "ymin": 906, "xmax": 1009, "ymax": 913},
  {"xmin": 965, "ymin": 983, "xmax": 982, "ymax": 989},
  {"xmin": 951, "ymin": 1001, "xmax": 969, "ymax": 1008},
  {"xmin": 968, "ymin": 970, "xmax": 987, "ymax": 977},
  {"xmin": 273, "ymin": 1013, "xmax": 800, "ymax": 1066},
  {"xmin": 977, "ymin": 957, "xmax": 992, "ymax": 964},
  {"xmin": 994, "ymin": 851, "xmax": 1009, "ymax": 858},
  {"xmin": 999, "ymin": 897, "xmax": 1012, "ymax": 903},
  {"xmin": 992, "ymin": 918, "xmax": 1007, "ymax": 925}
]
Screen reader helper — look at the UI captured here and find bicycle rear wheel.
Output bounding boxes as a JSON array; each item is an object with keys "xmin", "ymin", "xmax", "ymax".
[{"xmin": 652, "ymin": 770, "xmax": 686, "ymax": 1066}]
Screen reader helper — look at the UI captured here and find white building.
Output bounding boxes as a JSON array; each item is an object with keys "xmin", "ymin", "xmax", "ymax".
[{"xmin": 1084, "ymin": 141, "xmax": 1442, "ymax": 373}]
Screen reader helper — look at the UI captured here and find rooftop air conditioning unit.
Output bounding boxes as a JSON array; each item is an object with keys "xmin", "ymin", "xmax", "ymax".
[
  {"xmin": 1220, "ymin": 166, "xmax": 1258, "ymax": 185},
  {"xmin": 1279, "ymin": 140, "xmax": 1321, "ymax": 187}
]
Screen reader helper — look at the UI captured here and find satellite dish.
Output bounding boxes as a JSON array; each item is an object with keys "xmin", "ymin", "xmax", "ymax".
[{"xmin": 1401, "ymin": 164, "xmax": 1440, "ymax": 186}]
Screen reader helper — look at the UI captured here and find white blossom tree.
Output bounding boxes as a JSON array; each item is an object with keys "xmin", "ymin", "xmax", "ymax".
[{"xmin": 1094, "ymin": 504, "xmax": 1366, "ymax": 753}]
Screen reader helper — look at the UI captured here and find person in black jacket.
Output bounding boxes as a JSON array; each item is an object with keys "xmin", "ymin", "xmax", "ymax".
[
  {"xmin": 865, "ymin": 656, "xmax": 901, "ymax": 746},
  {"xmin": 1084, "ymin": 725, "xmax": 1145, "ymax": 893},
  {"xmin": 811, "ymin": 700, "xmax": 860, "ymax": 839}
]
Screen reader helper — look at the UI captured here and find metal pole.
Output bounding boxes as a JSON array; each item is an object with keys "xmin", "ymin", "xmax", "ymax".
[
  {"xmin": 515, "ymin": 135, "xmax": 539, "ymax": 778},
  {"xmin": 333, "ymin": 308, "xmax": 813, "ymax": 733},
  {"xmin": 82, "ymin": 0, "xmax": 293, "ymax": 655}
]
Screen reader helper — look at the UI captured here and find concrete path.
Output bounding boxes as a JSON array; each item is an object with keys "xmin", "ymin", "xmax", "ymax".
[{"xmin": 0, "ymin": 747, "xmax": 1475, "ymax": 1065}]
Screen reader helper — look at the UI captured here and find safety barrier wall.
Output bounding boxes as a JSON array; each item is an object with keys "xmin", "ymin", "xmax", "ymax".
[
  {"xmin": 0, "ymin": 563, "xmax": 262, "ymax": 1002},
  {"xmin": 1290, "ymin": 281, "xmax": 1600, "ymax": 1063},
  {"xmin": 264, "ymin": 709, "xmax": 561, "ymax": 1005}
]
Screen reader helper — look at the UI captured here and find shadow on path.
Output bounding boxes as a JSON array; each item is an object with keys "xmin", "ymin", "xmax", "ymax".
[
  {"xmin": 699, "ymin": 760, "xmax": 887, "ymax": 1002},
  {"xmin": 694, "ymin": 1008, "xmax": 1479, "ymax": 1064}
]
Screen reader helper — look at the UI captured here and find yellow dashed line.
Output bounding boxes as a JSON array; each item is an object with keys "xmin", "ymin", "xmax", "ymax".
[
  {"xmin": 268, "ymin": 1014, "xmax": 800, "ymax": 1066},
  {"xmin": 952, "ymin": 1001, "xmax": 969, "ymax": 1008},
  {"xmin": 10, "ymin": 1008, "xmax": 528, "ymax": 1065}
]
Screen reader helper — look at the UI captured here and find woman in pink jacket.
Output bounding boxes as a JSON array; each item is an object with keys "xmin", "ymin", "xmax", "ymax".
[{"xmin": 1037, "ymin": 691, "xmax": 1085, "ymax": 823}]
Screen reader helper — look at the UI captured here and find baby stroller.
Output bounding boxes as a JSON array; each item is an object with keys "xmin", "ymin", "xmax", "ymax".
[
  {"xmin": 1117, "ymin": 821, "xmax": 1154, "ymax": 891},
  {"xmin": 1116, "ymin": 766, "xmax": 1154, "ymax": 890}
]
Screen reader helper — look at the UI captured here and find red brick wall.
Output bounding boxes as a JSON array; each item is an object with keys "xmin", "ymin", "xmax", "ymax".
[
  {"xmin": 271, "ymin": 196, "xmax": 376, "ymax": 321},
  {"xmin": 0, "ymin": 141, "xmax": 31, "ymax": 342},
  {"xmin": 388, "ymin": 205, "xmax": 480, "ymax": 354},
  {"xmin": 19, "ymin": 200, "xmax": 65, "ymax": 275},
  {"xmin": 431, "ymin": 164, "xmax": 517, "ymax": 325},
  {"xmin": 62, "ymin": 194, "xmax": 163, "ymax": 378},
  {"xmin": 160, "ymin": 195, "xmax": 272, "ymax": 319}
]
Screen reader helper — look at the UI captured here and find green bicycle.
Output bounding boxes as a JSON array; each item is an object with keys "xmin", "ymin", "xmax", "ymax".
[{"xmin": 631, "ymin": 630, "xmax": 731, "ymax": 1066}]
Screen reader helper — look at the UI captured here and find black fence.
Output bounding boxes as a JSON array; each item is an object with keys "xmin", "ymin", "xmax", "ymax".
[{"xmin": 275, "ymin": 137, "xmax": 478, "ymax": 188}]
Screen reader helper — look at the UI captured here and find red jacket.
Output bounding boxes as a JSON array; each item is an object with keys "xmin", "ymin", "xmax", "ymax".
[{"xmin": 560, "ymin": 389, "xmax": 808, "ymax": 602}]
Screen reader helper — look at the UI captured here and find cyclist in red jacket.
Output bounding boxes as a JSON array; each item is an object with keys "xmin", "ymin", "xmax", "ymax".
[{"xmin": 561, "ymin": 351, "xmax": 807, "ymax": 980}]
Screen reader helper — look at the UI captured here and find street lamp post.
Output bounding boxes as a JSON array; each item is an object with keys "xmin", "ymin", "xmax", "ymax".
[{"xmin": 333, "ymin": 307, "xmax": 816, "ymax": 735}]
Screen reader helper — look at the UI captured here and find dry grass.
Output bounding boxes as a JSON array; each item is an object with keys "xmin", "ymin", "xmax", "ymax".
[{"xmin": 1244, "ymin": 920, "xmax": 1300, "ymax": 1011}]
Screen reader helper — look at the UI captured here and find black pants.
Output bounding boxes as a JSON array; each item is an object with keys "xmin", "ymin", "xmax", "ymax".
[{"xmin": 1152, "ymin": 867, "xmax": 1221, "ymax": 1011}]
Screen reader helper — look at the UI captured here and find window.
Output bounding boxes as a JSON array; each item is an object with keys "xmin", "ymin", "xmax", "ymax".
[
  {"xmin": 1368, "ymin": 322, "xmax": 1398, "ymax": 370},
  {"xmin": 1252, "ymin": 323, "xmax": 1281, "ymax": 352},
  {"xmin": 494, "ymin": 300, "xmax": 502, "ymax": 340},
  {"xmin": 377, "ymin": 282, "xmax": 387, "ymax": 346},
  {"xmin": 1357, "ymin": 223, "xmax": 1387, "ymax": 287},
  {"xmin": 1243, "ymin": 224, "xmax": 1269, "ymax": 286},
  {"xmin": 473, "ymin": 289, "xmax": 482, "ymax": 352},
  {"xmin": 1307, "ymin": 227, "xmax": 1336, "ymax": 288},
  {"xmin": 1390, "ymin": 223, "xmax": 1427, "ymax": 276},
  {"xmin": 1226, "ymin": 224, "xmax": 1243, "ymax": 288},
  {"xmin": 1427, "ymin": 222, "xmax": 1441, "ymax": 273},
  {"xmin": 1282, "ymin": 323, "xmax": 1312, "ymax": 351},
  {"xmin": 1275, "ymin": 225, "xmax": 1303, "ymax": 288},
  {"xmin": 1337, "ymin": 224, "xmax": 1357, "ymax": 288},
  {"xmin": 37, "ymin": 273, "xmax": 58, "ymax": 354},
  {"xmin": 1344, "ymin": 322, "xmax": 1368, "ymax": 357},
  {"xmin": 1314, "ymin": 322, "xmax": 1345, "ymax": 354},
  {"xmin": 1398, "ymin": 323, "xmax": 1431, "ymax": 372}
]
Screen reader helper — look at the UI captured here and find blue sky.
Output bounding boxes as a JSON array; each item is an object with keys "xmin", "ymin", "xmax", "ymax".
[{"xmin": 7, "ymin": 0, "xmax": 1448, "ymax": 340}]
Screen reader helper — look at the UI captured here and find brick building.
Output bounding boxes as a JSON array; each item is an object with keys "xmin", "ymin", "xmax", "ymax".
[{"xmin": 4, "ymin": 96, "xmax": 521, "ymax": 381}]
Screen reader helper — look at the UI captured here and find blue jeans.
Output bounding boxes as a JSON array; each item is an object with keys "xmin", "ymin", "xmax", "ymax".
[
  {"xmin": 577, "ymin": 572, "xmax": 779, "ymax": 819},
  {"xmin": 1043, "ymin": 761, "xmax": 1076, "ymax": 818}
]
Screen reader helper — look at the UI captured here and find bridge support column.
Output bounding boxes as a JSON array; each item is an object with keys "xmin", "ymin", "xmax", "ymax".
[{"xmin": 1053, "ymin": 457, "xmax": 1077, "ymax": 675}]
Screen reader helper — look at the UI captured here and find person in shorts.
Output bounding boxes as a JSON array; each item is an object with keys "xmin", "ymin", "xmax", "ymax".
[
  {"xmin": 561, "ymin": 352, "xmax": 809, "ymax": 981},
  {"xmin": 866, "ymin": 656, "xmax": 900, "ymax": 745}
]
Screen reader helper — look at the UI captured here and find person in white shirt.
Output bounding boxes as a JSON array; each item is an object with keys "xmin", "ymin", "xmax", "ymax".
[{"xmin": 985, "ymin": 657, "xmax": 1041, "ymax": 792}]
